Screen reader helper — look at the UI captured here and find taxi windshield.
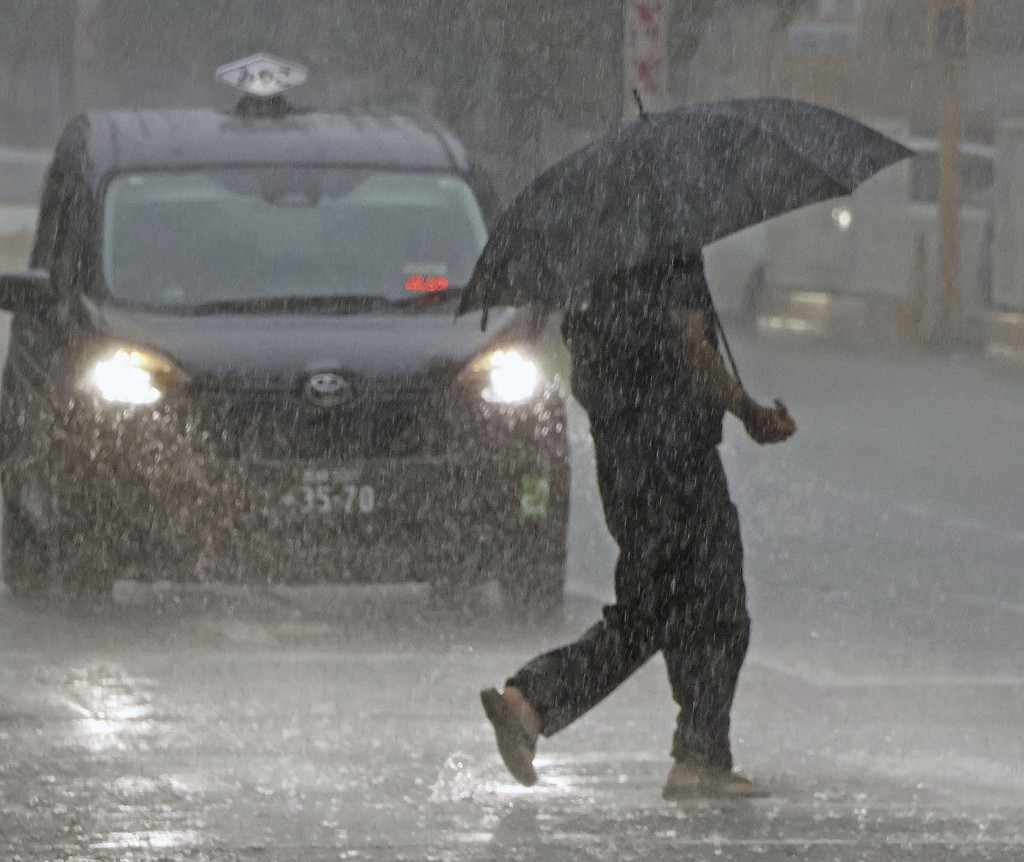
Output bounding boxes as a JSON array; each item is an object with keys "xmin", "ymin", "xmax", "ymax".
[{"xmin": 101, "ymin": 167, "xmax": 488, "ymax": 311}]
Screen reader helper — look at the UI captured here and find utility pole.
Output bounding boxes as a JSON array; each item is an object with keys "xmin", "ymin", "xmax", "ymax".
[
  {"xmin": 623, "ymin": 0, "xmax": 671, "ymax": 122},
  {"xmin": 928, "ymin": 0, "xmax": 974, "ymax": 341}
]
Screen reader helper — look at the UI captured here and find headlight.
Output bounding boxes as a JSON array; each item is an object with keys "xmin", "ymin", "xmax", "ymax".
[
  {"xmin": 831, "ymin": 206, "xmax": 852, "ymax": 230},
  {"xmin": 82, "ymin": 346, "xmax": 183, "ymax": 405},
  {"xmin": 468, "ymin": 348, "xmax": 541, "ymax": 405}
]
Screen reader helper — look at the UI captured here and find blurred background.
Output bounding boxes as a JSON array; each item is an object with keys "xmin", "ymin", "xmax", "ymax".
[
  {"xmin": 6, "ymin": 1, "xmax": 1024, "ymax": 188},
  {"xmin": 4, "ymin": 0, "xmax": 1024, "ymax": 352}
]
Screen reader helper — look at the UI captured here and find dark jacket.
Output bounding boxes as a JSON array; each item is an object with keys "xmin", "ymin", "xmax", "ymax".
[{"xmin": 562, "ymin": 257, "xmax": 725, "ymax": 504}]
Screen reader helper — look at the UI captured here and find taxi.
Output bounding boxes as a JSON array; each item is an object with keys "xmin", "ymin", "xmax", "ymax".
[{"xmin": 0, "ymin": 56, "xmax": 568, "ymax": 614}]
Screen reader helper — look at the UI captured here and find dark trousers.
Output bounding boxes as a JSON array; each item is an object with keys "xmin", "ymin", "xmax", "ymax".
[{"xmin": 507, "ymin": 449, "xmax": 750, "ymax": 770}]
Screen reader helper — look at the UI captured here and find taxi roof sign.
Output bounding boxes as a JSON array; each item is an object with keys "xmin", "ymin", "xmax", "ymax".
[{"xmin": 216, "ymin": 54, "xmax": 309, "ymax": 98}]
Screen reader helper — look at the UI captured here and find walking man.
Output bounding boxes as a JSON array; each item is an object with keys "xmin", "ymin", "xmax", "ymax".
[{"xmin": 481, "ymin": 254, "xmax": 796, "ymax": 798}]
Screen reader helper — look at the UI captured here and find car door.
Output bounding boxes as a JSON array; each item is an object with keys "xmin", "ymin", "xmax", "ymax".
[{"xmin": 1, "ymin": 158, "xmax": 93, "ymax": 471}]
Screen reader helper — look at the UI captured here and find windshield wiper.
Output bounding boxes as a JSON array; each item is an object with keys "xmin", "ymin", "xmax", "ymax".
[
  {"xmin": 185, "ymin": 295, "xmax": 393, "ymax": 315},
  {"xmin": 388, "ymin": 285, "xmax": 464, "ymax": 309},
  {"xmin": 121, "ymin": 288, "xmax": 466, "ymax": 316}
]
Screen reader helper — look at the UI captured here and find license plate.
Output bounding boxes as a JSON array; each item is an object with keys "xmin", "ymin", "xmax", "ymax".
[{"xmin": 280, "ymin": 467, "xmax": 376, "ymax": 516}]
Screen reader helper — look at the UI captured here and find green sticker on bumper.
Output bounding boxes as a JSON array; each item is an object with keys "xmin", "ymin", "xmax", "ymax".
[{"xmin": 520, "ymin": 475, "xmax": 551, "ymax": 520}]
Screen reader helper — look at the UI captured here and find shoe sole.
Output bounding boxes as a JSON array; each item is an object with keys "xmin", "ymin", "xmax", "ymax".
[
  {"xmin": 662, "ymin": 782, "xmax": 770, "ymax": 801},
  {"xmin": 480, "ymin": 688, "xmax": 538, "ymax": 787}
]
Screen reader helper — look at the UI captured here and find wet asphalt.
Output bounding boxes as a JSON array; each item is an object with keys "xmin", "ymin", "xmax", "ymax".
[{"xmin": 1, "ymin": 327, "xmax": 1022, "ymax": 861}]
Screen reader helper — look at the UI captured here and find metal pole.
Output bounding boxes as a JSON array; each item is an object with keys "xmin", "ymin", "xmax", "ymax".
[
  {"xmin": 623, "ymin": 0, "xmax": 671, "ymax": 123},
  {"xmin": 937, "ymin": 60, "xmax": 961, "ymax": 340},
  {"xmin": 623, "ymin": 0, "xmax": 631, "ymax": 123},
  {"xmin": 928, "ymin": 0, "xmax": 973, "ymax": 342}
]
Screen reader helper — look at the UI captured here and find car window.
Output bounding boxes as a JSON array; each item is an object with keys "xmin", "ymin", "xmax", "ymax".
[{"xmin": 101, "ymin": 168, "xmax": 488, "ymax": 310}]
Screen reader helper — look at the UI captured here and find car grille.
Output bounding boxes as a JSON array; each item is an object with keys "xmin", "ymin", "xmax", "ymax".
[{"xmin": 192, "ymin": 381, "xmax": 437, "ymax": 461}]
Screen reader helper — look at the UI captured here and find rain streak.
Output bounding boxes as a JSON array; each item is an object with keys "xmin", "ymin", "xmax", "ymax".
[{"xmin": 0, "ymin": 2, "xmax": 1021, "ymax": 860}]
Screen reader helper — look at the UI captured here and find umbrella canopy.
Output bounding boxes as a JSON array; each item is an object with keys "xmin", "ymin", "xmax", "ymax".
[{"xmin": 459, "ymin": 98, "xmax": 914, "ymax": 320}]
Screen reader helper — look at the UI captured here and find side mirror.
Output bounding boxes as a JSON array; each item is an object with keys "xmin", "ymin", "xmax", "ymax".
[{"xmin": 0, "ymin": 270, "xmax": 55, "ymax": 313}]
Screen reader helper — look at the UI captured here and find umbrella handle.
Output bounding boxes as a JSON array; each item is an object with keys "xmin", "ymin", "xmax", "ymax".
[
  {"xmin": 478, "ymin": 274, "xmax": 490, "ymax": 331},
  {"xmin": 711, "ymin": 306, "xmax": 743, "ymax": 389}
]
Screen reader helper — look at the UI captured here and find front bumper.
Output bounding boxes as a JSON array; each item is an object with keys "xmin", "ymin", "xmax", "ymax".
[{"xmin": 30, "ymin": 388, "xmax": 570, "ymax": 584}]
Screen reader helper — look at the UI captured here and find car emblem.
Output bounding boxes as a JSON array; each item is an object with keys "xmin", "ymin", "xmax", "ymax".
[{"xmin": 305, "ymin": 372, "xmax": 353, "ymax": 408}]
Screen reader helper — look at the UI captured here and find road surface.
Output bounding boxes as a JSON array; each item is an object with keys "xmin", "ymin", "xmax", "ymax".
[{"xmin": 1, "ymin": 325, "xmax": 1022, "ymax": 860}]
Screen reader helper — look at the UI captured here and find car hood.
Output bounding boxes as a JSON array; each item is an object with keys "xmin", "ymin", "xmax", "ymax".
[{"xmin": 84, "ymin": 300, "xmax": 520, "ymax": 385}]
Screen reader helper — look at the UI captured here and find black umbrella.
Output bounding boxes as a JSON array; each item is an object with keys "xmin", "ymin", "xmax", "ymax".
[{"xmin": 459, "ymin": 98, "xmax": 914, "ymax": 324}]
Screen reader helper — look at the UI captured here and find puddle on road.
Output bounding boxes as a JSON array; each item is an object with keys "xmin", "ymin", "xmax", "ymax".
[
  {"xmin": 51, "ymin": 664, "xmax": 164, "ymax": 753},
  {"xmin": 91, "ymin": 829, "xmax": 201, "ymax": 852}
]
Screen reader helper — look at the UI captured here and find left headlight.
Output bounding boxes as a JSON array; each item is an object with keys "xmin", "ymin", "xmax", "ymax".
[
  {"xmin": 81, "ymin": 346, "xmax": 184, "ymax": 405},
  {"xmin": 467, "ymin": 348, "xmax": 542, "ymax": 405}
]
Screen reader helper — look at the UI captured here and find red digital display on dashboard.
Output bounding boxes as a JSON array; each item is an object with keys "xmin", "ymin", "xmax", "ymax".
[{"xmin": 405, "ymin": 275, "xmax": 450, "ymax": 293}]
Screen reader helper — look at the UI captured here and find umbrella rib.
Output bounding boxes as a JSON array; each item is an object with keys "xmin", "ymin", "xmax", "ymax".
[
  {"xmin": 712, "ymin": 107, "xmax": 881, "ymax": 191},
  {"xmin": 726, "ymin": 114, "xmax": 860, "ymax": 194}
]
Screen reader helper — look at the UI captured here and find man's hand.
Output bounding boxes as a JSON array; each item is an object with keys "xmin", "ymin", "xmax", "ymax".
[
  {"xmin": 741, "ymin": 399, "xmax": 797, "ymax": 445},
  {"xmin": 671, "ymin": 309, "xmax": 797, "ymax": 445}
]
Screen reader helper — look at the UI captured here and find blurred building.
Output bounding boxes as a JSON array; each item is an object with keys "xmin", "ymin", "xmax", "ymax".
[
  {"xmin": 686, "ymin": 0, "xmax": 1024, "ymax": 139},
  {"xmin": 3, "ymin": 1, "xmax": 1024, "ymax": 206},
  {"xmin": 683, "ymin": 1, "xmax": 1024, "ymax": 349},
  {"xmin": 0, "ymin": 1, "xmax": 75, "ymax": 146},
  {"xmin": 0, "ymin": 0, "xmax": 625, "ymax": 201}
]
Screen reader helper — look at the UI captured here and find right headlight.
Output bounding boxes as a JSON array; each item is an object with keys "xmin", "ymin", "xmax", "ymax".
[{"xmin": 466, "ymin": 348, "xmax": 542, "ymax": 405}]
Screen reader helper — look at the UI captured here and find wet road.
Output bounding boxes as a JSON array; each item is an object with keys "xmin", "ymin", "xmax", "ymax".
[{"xmin": 2, "ymin": 329, "xmax": 1023, "ymax": 860}]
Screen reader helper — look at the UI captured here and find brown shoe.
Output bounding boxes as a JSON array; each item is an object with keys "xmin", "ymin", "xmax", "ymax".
[
  {"xmin": 662, "ymin": 761, "xmax": 769, "ymax": 800},
  {"xmin": 480, "ymin": 688, "xmax": 539, "ymax": 786}
]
